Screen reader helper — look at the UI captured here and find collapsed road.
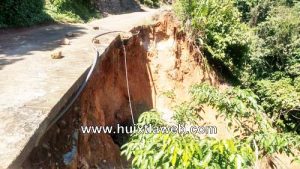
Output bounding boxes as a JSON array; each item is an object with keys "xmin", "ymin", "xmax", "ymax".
[{"xmin": 0, "ymin": 10, "xmax": 158, "ymax": 169}]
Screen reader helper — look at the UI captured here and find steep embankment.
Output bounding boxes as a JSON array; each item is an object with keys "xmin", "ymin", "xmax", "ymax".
[
  {"xmin": 22, "ymin": 13, "xmax": 224, "ymax": 168},
  {"xmin": 20, "ymin": 11, "xmax": 300, "ymax": 169}
]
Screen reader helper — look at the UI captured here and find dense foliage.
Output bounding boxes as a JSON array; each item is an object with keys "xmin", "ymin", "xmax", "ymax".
[
  {"xmin": 45, "ymin": 0, "xmax": 98, "ymax": 23},
  {"xmin": 0, "ymin": 0, "xmax": 51, "ymax": 27},
  {"xmin": 234, "ymin": 0, "xmax": 273, "ymax": 25},
  {"xmin": 123, "ymin": 0, "xmax": 300, "ymax": 168},
  {"xmin": 190, "ymin": 84, "xmax": 299, "ymax": 157},
  {"xmin": 123, "ymin": 128, "xmax": 255, "ymax": 168},
  {"xmin": 251, "ymin": 4, "xmax": 300, "ymax": 78},
  {"xmin": 174, "ymin": 0, "xmax": 252, "ymax": 78},
  {"xmin": 2, "ymin": 0, "xmax": 299, "ymax": 167},
  {"xmin": 0, "ymin": 0, "xmax": 98, "ymax": 28},
  {"xmin": 122, "ymin": 84, "xmax": 300, "ymax": 168},
  {"xmin": 139, "ymin": 0, "xmax": 160, "ymax": 8},
  {"xmin": 244, "ymin": 1, "xmax": 300, "ymax": 132},
  {"xmin": 253, "ymin": 78, "xmax": 300, "ymax": 132},
  {"xmin": 174, "ymin": 0, "xmax": 300, "ymax": 133}
]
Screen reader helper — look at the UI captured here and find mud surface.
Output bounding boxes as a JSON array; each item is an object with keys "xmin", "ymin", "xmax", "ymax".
[{"xmin": 22, "ymin": 13, "xmax": 222, "ymax": 169}]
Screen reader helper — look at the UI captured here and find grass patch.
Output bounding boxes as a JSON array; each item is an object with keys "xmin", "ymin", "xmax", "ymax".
[
  {"xmin": 0, "ymin": 0, "xmax": 100, "ymax": 28},
  {"xmin": 44, "ymin": 0, "xmax": 100, "ymax": 23}
]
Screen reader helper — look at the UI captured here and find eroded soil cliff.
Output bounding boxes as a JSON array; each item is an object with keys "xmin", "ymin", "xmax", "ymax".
[{"xmin": 23, "ymin": 13, "xmax": 223, "ymax": 169}]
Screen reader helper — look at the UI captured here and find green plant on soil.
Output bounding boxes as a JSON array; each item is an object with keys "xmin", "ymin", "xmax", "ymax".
[
  {"xmin": 0, "ymin": 0, "xmax": 52, "ymax": 27},
  {"xmin": 0, "ymin": 0, "xmax": 99, "ymax": 28},
  {"xmin": 173, "ymin": 0, "xmax": 300, "ymax": 133},
  {"xmin": 139, "ymin": 0, "xmax": 160, "ymax": 8},
  {"xmin": 45, "ymin": 0, "xmax": 99, "ymax": 23},
  {"xmin": 122, "ymin": 84, "xmax": 300, "ymax": 168},
  {"xmin": 122, "ymin": 1, "xmax": 300, "ymax": 167}
]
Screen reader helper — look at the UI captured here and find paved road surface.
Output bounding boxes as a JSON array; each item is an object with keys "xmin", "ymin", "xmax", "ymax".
[{"xmin": 0, "ymin": 9, "xmax": 158, "ymax": 169}]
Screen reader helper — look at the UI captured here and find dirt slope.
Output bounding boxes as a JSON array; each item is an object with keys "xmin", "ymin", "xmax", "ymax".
[
  {"xmin": 20, "ymin": 12, "xmax": 299, "ymax": 169},
  {"xmin": 22, "ymin": 12, "xmax": 223, "ymax": 169}
]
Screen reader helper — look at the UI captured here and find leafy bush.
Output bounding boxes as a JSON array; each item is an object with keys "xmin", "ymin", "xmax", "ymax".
[
  {"xmin": 234, "ymin": 0, "xmax": 273, "ymax": 25},
  {"xmin": 190, "ymin": 84, "xmax": 300, "ymax": 156},
  {"xmin": 122, "ymin": 111, "xmax": 255, "ymax": 169},
  {"xmin": 0, "ymin": 0, "xmax": 98, "ymax": 27},
  {"xmin": 173, "ymin": 102, "xmax": 199, "ymax": 124},
  {"xmin": 139, "ymin": 0, "xmax": 160, "ymax": 8},
  {"xmin": 190, "ymin": 83, "xmax": 262, "ymax": 119},
  {"xmin": 253, "ymin": 79, "xmax": 300, "ymax": 132},
  {"xmin": 234, "ymin": 0, "xmax": 299, "ymax": 25},
  {"xmin": 173, "ymin": 0, "xmax": 300, "ymax": 80},
  {"xmin": 242, "ymin": 3, "xmax": 300, "ymax": 133},
  {"xmin": 0, "ymin": 0, "xmax": 51, "ymax": 27},
  {"xmin": 46, "ymin": 0, "xmax": 98, "ymax": 23},
  {"xmin": 174, "ymin": 0, "xmax": 252, "ymax": 78},
  {"xmin": 295, "ymin": 77, "xmax": 300, "ymax": 92},
  {"xmin": 169, "ymin": 2, "xmax": 300, "ymax": 168},
  {"xmin": 122, "ymin": 84, "xmax": 300, "ymax": 168},
  {"xmin": 250, "ymin": 4, "xmax": 300, "ymax": 78},
  {"xmin": 173, "ymin": 0, "xmax": 300, "ymax": 134}
]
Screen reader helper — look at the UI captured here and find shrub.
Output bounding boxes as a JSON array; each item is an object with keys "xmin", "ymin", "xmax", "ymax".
[
  {"xmin": 234, "ymin": 0, "xmax": 299, "ymax": 25},
  {"xmin": 139, "ymin": 0, "xmax": 160, "ymax": 8},
  {"xmin": 0, "ymin": 0, "xmax": 98, "ymax": 27},
  {"xmin": 246, "ymin": 4, "xmax": 300, "ymax": 133},
  {"xmin": 0, "ymin": 0, "xmax": 51, "ymax": 27},
  {"xmin": 253, "ymin": 79, "xmax": 300, "ymax": 132},
  {"xmin": 46, "ymin": 0, "xmax": 98, "ymax": 23},
  {"xmin": 173, "ymin": 0, "xmax": 300, "ymax": 134},
  {"xmin": 122, "ymin": 84, "xmax": 300, "ymax": 168},
  {"xmin": 234, "ymin": 0, "xmax": 273, "ymax": 25},
  {"xmin": 251, "ymin": 4, "xmax": 300, "ymax": 78},
  {"xmin": 174, "ymin": 0, "xmax": 252, "ymax": 78},
  {"xmin": 122, "ymin": 111, "xmax": 255, "ymax": 169}
]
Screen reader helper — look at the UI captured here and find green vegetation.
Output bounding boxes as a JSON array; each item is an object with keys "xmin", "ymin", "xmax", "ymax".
[
  {"xmin": 3, "ymin": 0, "xmax": 299, "ymax": 167},
  {"xmin": 0, "ymin": 0, "xmax": 99, "ymax": 28},
  {"xmin": 162, "ymin": 89, "xmax": 176, "ymax": 100},
  {"xmin": 139, "ymin": 0, "xmax": 160, "ymax": 8},
  {"xmin": 122, "ymin": 84, "xmax": 300, "ymax": 168},
  {"xmin": 174, "ymin": 0, "xmax": 252, "ymax": 79},
  {"xmin": 45, "ymin": 0, "xmax": 99, "ymax": 23},
  {"xmin": 123, "ymin": 131, "xmax": 255, "ymax": 168},
  {"xmin": 123, "ymin": 0, "xmax": 300, "ymax": 168},
  {"xmin": 0, "ymin": 0, "xmax": 51, "ymax": 27},
  {"xmin": 173, "ymin": 0, "xmax": 300, "ymax": 132},
  {"xmin": 253, "ymin": 78, "xmax": 300, "ymax": 132}
]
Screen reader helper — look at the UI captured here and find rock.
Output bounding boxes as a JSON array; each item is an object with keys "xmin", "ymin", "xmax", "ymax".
[
  {"xmin": 51, "ymin": 51, "xmax": 63, "ymax": 59},
  {"xmin": 93, "ymin": 26, "xmax": 99, "ymax": 30},
  {"xmin": 93, "ymin": 39, "xmax": 100, "ymax": 44},
  {"xmin": 66, "ymin": 32, "xmax": 75, "ymax": 37},
  {"xmin": 59, "ymin": 38, "xmax": 70, "ymax": 45},
  {"xmin": 102, "ymin": 12, "xmax": 109, "ymax": 17}
]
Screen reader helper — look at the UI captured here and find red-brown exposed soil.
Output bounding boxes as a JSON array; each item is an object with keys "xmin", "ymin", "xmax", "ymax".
[{"xmin": 22, "ymin": 13, "xmax": 224, "ymax": 169}]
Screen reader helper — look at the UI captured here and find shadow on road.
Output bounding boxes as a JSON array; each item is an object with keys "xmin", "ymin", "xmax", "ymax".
[
  {"xmin": 0, "ymin": 0, "xmax": 147, "ymax": 69},
  {"xmin": 0, "ymin": 58, "xmax": 24, "ymax": 70},
  {"xmin": 0, "ymin": 24, "xmax": 86, "ymax": 58}
]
